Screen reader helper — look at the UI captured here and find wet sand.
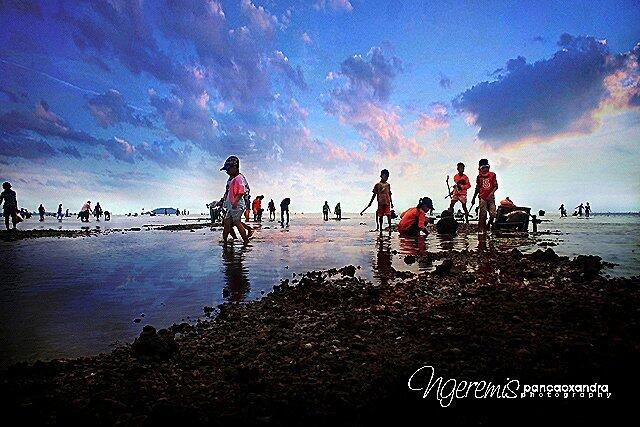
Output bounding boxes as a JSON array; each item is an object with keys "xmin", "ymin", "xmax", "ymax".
[{"xmin": 2, "ymin": 247, "xmax": 638, "ymax": 426}]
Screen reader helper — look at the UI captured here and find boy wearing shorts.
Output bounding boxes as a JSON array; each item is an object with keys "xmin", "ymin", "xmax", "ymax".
[
  {"xmin": 471, "ymin": 158, "xmax": 498, "ymax": 233},
  {"xmin": 449, "ymin": 162, "xmax": 471, "ymax": 223},
  {"xmin": 361, "ymin": 169, "xmax": 393, "ymax": 232}
]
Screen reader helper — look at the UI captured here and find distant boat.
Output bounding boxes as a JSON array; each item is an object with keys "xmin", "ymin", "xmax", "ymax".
[{"xmin": 151, "ymin": 207, "xmax": 178, "ymax": 215}]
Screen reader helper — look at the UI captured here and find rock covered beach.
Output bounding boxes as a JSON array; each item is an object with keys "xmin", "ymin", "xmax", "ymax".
[{"xmin": 2, "ymin": 244, "xmax": 639, "ymax": 426}]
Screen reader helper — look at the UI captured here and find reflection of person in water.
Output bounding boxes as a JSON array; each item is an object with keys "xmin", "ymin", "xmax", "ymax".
[
  {"xmin": 373, "ymin": 234, "xmax": 394, "ymax": 286},
  {"xmin": 221, "ymin": 244, "xmax": 250, "ymax": 302},
  {"xmin": 398, "ymin": 234, "xmax": 427, "ymax": 257}
]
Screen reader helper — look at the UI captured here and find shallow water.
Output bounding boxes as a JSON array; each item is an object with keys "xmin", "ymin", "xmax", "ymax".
[{"xmin": 0, "ymin": 213, "xmax": 638, "ymax": 366}]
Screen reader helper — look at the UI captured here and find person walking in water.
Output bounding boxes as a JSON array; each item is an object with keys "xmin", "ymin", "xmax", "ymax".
[
  {"xmin": 57, "ymin": 204, "xmax": 63, "ymax": 221},
  {"xmin": 268, "ymin": 199, "xmax": 276, "ymax": 221},
  {"xmin": 1, "ymin": 182, "xmax": 19, "ymax": 230},
  {"xmin": 448, "ymin": 162, "xmax": 471, "ymax": 223},
  {"xmin": 398, "ymin": 197, "xmax": 434, "ymax": 236},
  {"xmin": 334, "ymin": 202, "xmax": 342, "ymax": 220},
  {"xmin": 471, "ymin": 159, "xmax": 498, "ymax": 233},
  {"xmin": 38, "ymin": 204, "xmax": 46, "ymax": 221},
  {"xmin": 322, "ymin": 201, "xmax": 331, "ymax": 221},
  {"xmin": 280, "ymin": 198, "xmax": 290, "ymax": 227},
  {"xmin": 559, "ymin": 204, "xmax": 567, "ymax": 217},
  {"xmin": 585, "ymin": 202, "xmax": 591, "ymax": 218},
  {"xmin": 219, "ymin": 156, "xmax": 251, "ymax": 245},
  {"xmin": 575, "ymin": 203, "xmax": 584, "ymax": 216},
  {"xmin": 361, "ymin": 169, "xmax": 393, "ymax": 232}
]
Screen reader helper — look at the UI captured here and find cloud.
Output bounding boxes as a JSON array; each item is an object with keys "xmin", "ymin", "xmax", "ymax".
[
  {"xmin": 414, "ymin": 103, "xmax": 450, "ymax": 134},
  {"xmin": 323, "ymin": 47, "xmax": 425, "ymax": 157},
  {"xmin": 137, "ymin": 141, "xmax": 193, "ymax": 169},
  {"xmin": 149, "ymin": 88, "xmax": 218, "ymax": 145},
  {"xmin": 270, "ymin": 51, "xmax": 308, "ymax": 90},
  {"xmin": 313, "ymin": 0, "xmax": 354, "ymax": 12},
  {"xmin": 0, "ymin": 101, "xmax": 98, "ymax": 146},
  {"xmin": 453, "ymin": 34, "xmax": 640, "ymax": 148},
  {"xmin": 301, "ymin": 32, "xmax": 312, "ymax": 44},
  {"xmin": 0, "ymin": 134, "xmax": 56, "ymax": 161},
  {"xmin": 0, "ymin": 101, "xmax": 178, "ymax": 166},
  {"xmin": 439, "ymin": 73, "xmax": 452, "ymax": 89},
  {"xmin": 240, "ymin": 0, "xmax": 278, "ymax": 37},
  {"xmin": 87, "ymin": 89, "xmax": 152, "ymax": 128}
]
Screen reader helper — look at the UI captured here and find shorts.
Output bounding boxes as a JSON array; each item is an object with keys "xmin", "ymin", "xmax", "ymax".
[
  {"xmin": 223, "ymin": 200, "xmax": 245, "ymax": 222},
  {"xmin": 478, "ymin": 197, "xmax": 497, "ymax": 225},
  {"xmin": 3, "ymin": 206, "xmax": 17, "ymax": 217},
  {"xmin": 451, "ymin": 193, "xmax": 467, "ymax": 204},
  {"xmin": 376, "ymin": 204, "xmax": 391, "ymax": 217}
]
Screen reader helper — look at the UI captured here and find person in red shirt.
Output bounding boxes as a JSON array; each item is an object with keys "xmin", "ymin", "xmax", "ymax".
[
  {"xmin": 448, "ymin": 162, "xmax": 471, "ymax": 223},
  {"xmin": 252, "ymin": 195, "xmax": 264, "ymax": 221},
  {"xmin": 398, "ymin": 197, "xmax": 434, "ymax": 236},
  {"xmin": 471, "ymin": 158, "xmax": 498, "ymax": 233}
]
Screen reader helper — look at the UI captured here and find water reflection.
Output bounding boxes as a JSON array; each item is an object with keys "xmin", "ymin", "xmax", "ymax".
[
  {"xmin": 398, "ymin": 235, "xmax": 427, "ymax": 256},
  {"xmin": 373, "ymin": 234, "xmax": 393, "ymax": 285},
  {"xmin": 221, "ymin": 243, "xmax": 251, "ymax": 302}
]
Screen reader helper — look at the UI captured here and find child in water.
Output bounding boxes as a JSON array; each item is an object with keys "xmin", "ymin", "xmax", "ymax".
[
  {"xmin": 471, "ymin": 159, "xmax": 498, "ymax": 233},
  {"xmin": 449, "ymin": 162, "xmax": 471, "ymax": 223},
  {"xmin": 361, "ymin": 169, "xmax": 393, "ymax": 232},
  {"xmin": 398, "ymin": 197, "xmax": 434, "ymax": 236},
  {"xmin": 219, "ymin": 156, "xmax": 251, "ymax": 244}
]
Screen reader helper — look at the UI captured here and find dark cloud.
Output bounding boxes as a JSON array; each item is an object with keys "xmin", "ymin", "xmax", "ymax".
[
  {"xmin": 0, "ymin": 101, "xmax": 136, "ymax": 164},
  {"xmin": 335, "ymin": 47, "xmax": 403, "ymax": 102},
  {"xmin": 87, "ymin": 90, "xmax": 153, "ymax": 128},
  {"xmin": 453, "ymin": 34, "xmax": 640, "ymax": 147},
  {"xmin": 0, "ymin": 134, "xmax": 55, "ymax": 161},
  {"xmin": 0, "ymin": 101, "xmax": 98, "ymax": 145},
  {"xmin": 323, "ymin": 47, "xmax": 424, "ymax": 157},
  {"xmin": 439, "ymin": 73, "xmax": 451, "ymax": 89}
]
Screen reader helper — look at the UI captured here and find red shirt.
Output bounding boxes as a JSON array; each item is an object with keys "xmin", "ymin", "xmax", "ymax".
[
  {"xmin": 476, "ymin": 171, "xmax": 498, "ymax": 200},
  {"xmin": 453, "ymin": 173, "xmax": 471, "ymax": 195},
  {"xmin": 398, "ymin": 207, "xmax": 427, "ymax": 235}
]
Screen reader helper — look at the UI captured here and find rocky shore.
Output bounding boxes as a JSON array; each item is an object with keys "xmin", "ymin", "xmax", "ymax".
[
  {"xmin": 0, "ymin": 228, "xmax": 99, "ymax": 242},
  {"xmin": 2, "ymin": 248, "xmax": 638, "ymax": 426}
]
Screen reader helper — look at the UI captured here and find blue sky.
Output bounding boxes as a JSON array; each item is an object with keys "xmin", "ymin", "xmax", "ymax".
[{"xmin": 0, "ymin": 0, "xmax": 639, "ymax": 213}]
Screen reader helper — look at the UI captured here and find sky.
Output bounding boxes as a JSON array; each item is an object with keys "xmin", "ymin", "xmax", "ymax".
[{"xmin": 0, "ymin": 0, "xmax": 639, "ymax": 214}]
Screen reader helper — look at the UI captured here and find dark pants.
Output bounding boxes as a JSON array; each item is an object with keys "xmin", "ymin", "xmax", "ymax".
[{"xmin": 4, "ymin": 207, "xmax": 18, "ymax": 230}]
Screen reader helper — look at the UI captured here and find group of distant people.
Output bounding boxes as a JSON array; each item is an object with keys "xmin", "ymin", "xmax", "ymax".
[
  {"xmin": 0, "ymin": 182, "xmax": 114, "ymax": 230},
  {"xmin": 322, "ymin": 201, "xmax": 342, "ymax": 221},
  {"xmin": 559, "ymin": 202, "xmax": 592, "ymax": 218}
]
